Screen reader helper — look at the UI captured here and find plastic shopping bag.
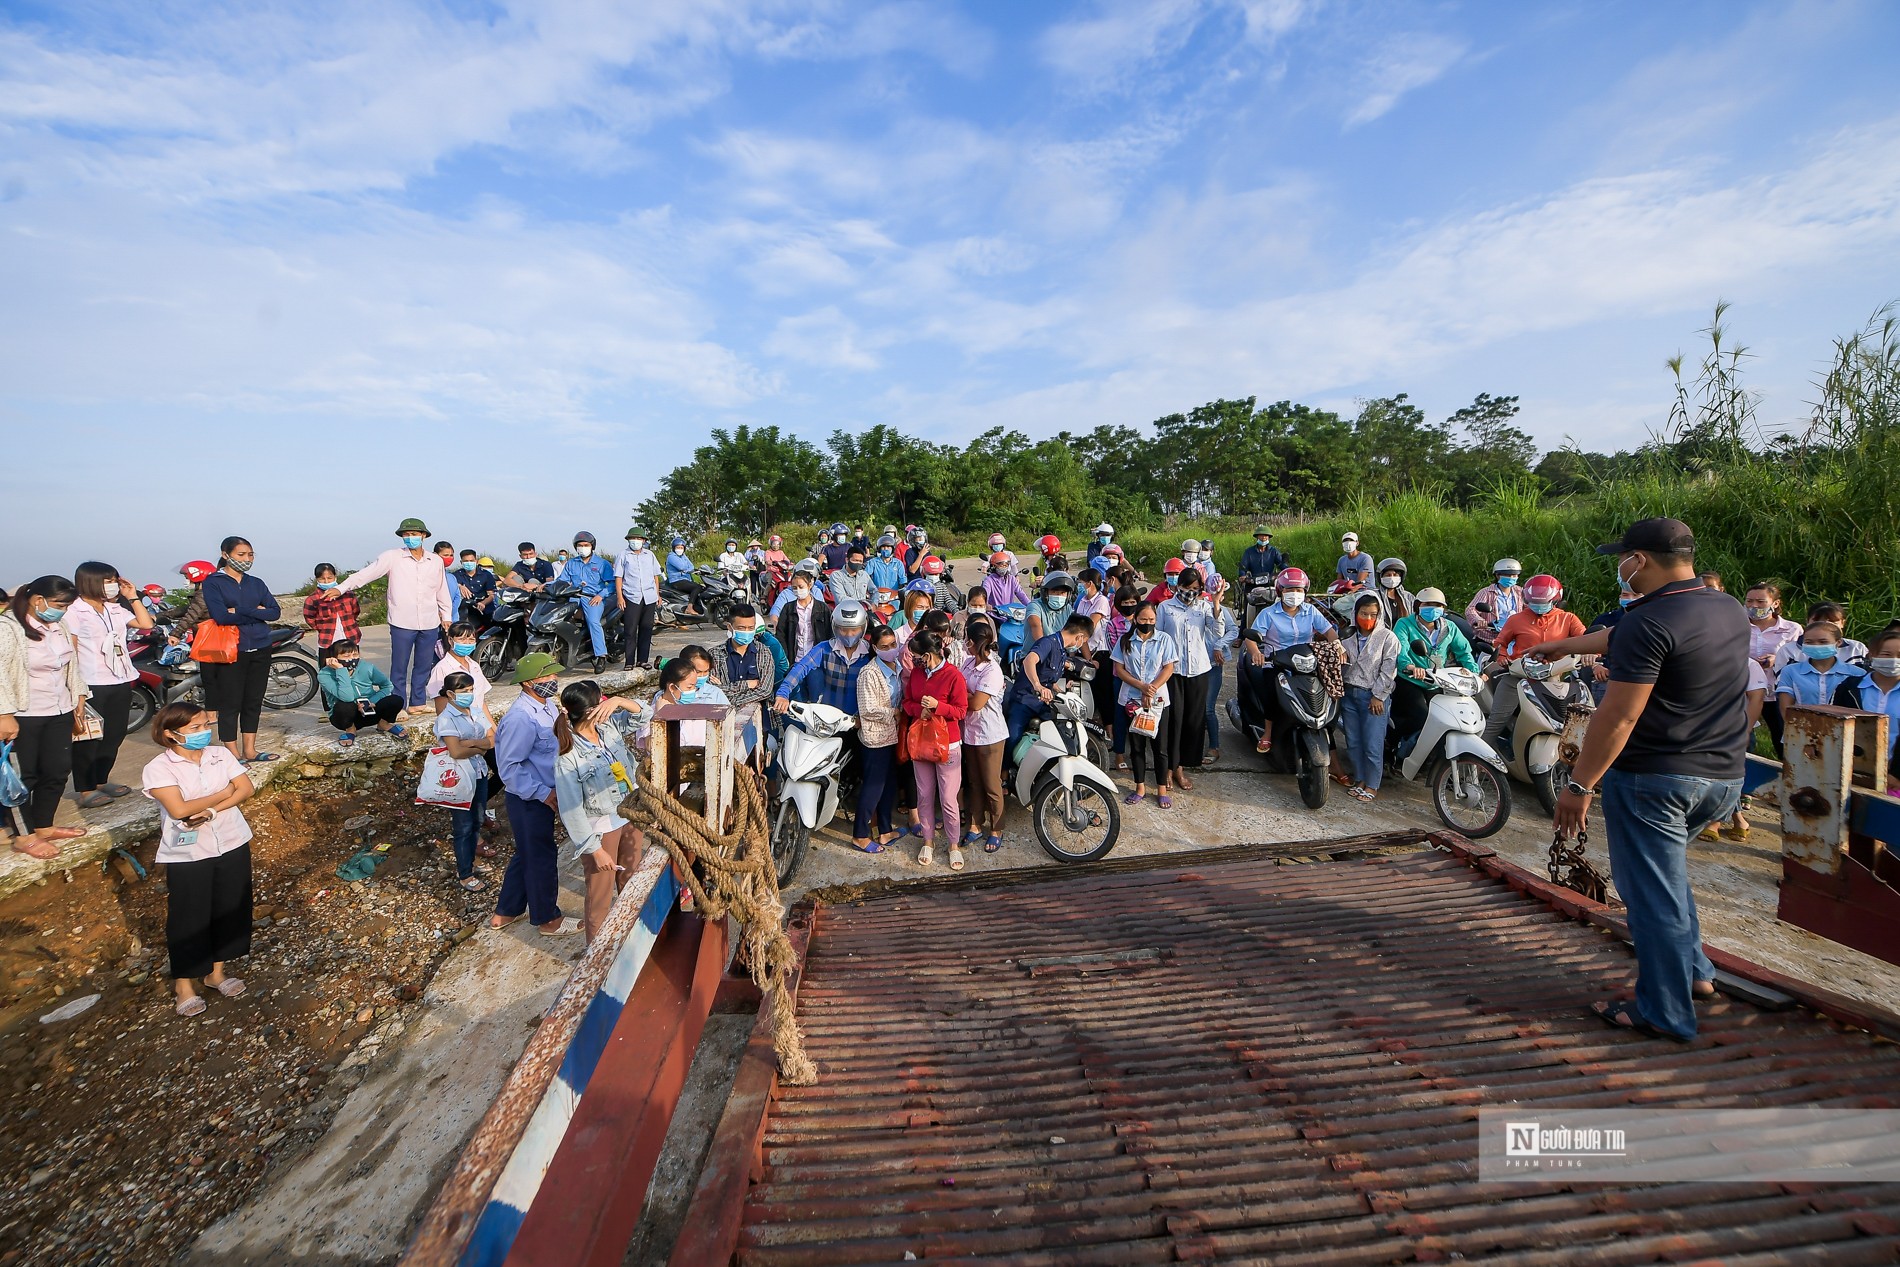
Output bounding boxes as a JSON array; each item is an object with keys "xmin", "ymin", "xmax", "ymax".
[
  {"xmin": 0, "ymin": 742, "xmax": 27, "ymax": 809},
  {"xmin": 414, "ymin": 746, "xmax": 474, "ymax": 810}
]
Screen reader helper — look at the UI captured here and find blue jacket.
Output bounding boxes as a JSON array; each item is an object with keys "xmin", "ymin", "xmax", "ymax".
[
  {"xmin": 665, "ymin": 551, "xmax": 696, "ymax": 584},
  {"xmin": 201, "ymin": 571, "xmax": 281, "ymax": 652},
  {"xmin": 867, "ymin": 555, "xmax": 907, "ymax": 592},
  {"xmin": 776, "ymin": 638, "xmax": 871, "ymax": 712},
  {"xmin": 557, "ymin": 554, "xmax": 614, "ymax": 598},
  {"xmin": 1240, "ymin": 543, "xmax": 1287, "ymax": 581}
]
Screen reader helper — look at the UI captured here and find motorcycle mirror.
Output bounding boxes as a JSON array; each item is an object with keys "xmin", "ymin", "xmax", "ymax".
[{"xmin": 1410, "ymin": 641, "xmax": 1428, "ymax": 656}]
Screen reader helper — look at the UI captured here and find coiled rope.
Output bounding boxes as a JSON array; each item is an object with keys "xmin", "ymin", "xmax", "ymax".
[{"xmin": 620, "ymin": 759, "xmax": 817, "ymax": 1086}]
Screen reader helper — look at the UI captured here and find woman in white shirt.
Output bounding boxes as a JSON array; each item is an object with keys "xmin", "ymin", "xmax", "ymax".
[
  {"xmin": 141, "ymin": 703, "xmax": 255, "ymax": 1017},
  {"xmin": 0, "ymin": 576, "xmax": 92, "ymax": 859},
  {"xmin": 426, "ymin": 620, "xmax": 496, "ymax": 718},
  {"xmin": 68, "ymin": 561, "xmax": 154, "ymax": 807}
]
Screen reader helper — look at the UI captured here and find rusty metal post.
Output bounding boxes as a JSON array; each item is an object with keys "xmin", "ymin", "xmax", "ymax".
[
  {"xmin": 1777, "ymin": 704, "xmax": 1855, "ymax": 877},
  {"xmin": 649, "ymin": 702, "xmax": 737, "ymax": 831}
]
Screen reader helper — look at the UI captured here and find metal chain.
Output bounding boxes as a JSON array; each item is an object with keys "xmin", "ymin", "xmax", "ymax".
[{"xmin": 1548, "ymin": 828, "xmax": 1610, "ymax": 905}]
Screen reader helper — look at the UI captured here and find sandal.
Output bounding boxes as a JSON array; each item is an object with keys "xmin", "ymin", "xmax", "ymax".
[
  {"xmin": 476, "ymin": 843, "xmax": 498, "ymax": 858},
  {"xmin": 948, "ymin": 847, "xmax": 965, "ymax": 871},
  {"xmin": 175, "ymin": 994, "xmax": 207, "ymax": 1018},
  {"xmin": 1255, "ymin": 736, "xmax": 1272, "ymax": 754},
  {"xmin": 1589, "ymin": 998, "xmax": 1690, "ymax": 1043},
  {"xmin": 984, "ymin": 835, "xmax": 1002, "ymax": 853},
  {"xmin": 101, "ymin": 783, "xmax": 132, "ymax": 798},
  {"xmin": 1348, "ymin": 785, "xmax": 1375, "ymax": 802},
  {"xmin": 1203, "ymin": 752, "xmax": 1218, "ymax": 766},
  {"xmin": 1330, "ymin": 771, "xmax": 1354, "ymax": 787},
  {"xmin": 337, "ymin": 734, "xmax": 357, "ymax": 749},
  {"xmin": 537, "ymin": 916, "xmax": 583, "ymax": 937},
  {"xmin": 489, "ymin": 912, "xmax": 527, "ymax": 930},
  {"xmin": 460, "ymin": 875, "xmax": 487, "ymax": 891},
  {"xmin": 852, "ymin": 839, "xmax": 885, "ymax": 854},
  {"xmin": 249, "ymin": 752, "xmax": 279, "ymax": 763},
  {"xmin": 962, "ymin": 831, "xmax": 983, "ymax": 846},
  {"xmin": 1175, "ymin": 772, "xmax": 1194, "ymax": 790},
  {"xmin": 1719, "ymin": 823, "xmax": 1750, "ymax": 842},
  {"xmin": 78, "ymin": 791, "xmax": 113, "ymax": 809},
  {"xmin": 1123, "ymin": 790, "xmax": 1142, "ymax": 805},
  {"xmin": 211, "ymin": 977, "xmax": 246, "ymax": 998},
  {"xmin": 9, "ymin": 836, "xmax": 61, "ymax": 860},
  {"xmin": 1157, "ymin": 794, "xmax": 1173, "ymax": 809},
  {"xmin": 917, "ymin": 844, "xmax": 933, "ymax": 867},
  {"xmin": 387, "ymin": 725, "xmax": 407, "ymax": 739}
]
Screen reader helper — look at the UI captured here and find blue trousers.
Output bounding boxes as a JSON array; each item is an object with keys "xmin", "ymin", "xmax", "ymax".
[
  {"xmin": 449, "ymin": 775, "xmax": 488, "ymax": 880},
  {"xmin": 579, "ymin": 596, "xmax": 607, "ymax": 657},
  {"xmin": 497, "ymin": 793, "xmax": 562, "ymax": 926},
  {"xmin": 1340, "ymin": 686, "xmax": 1390, "ymax": 791},
  {"xmin": 388, "ymin": 625, "xmax": 440, "ymax": 708},
  {"xmin": 1005, "ymin": 694, "xmax": 1050, "ymax": 759},
  {"xmin": 854, "ymin": 743, "xmax": 900, "ymax": 838},
  {"xmin": 1599, "ymin": 769, "xmax": 1740, "ymax": 1040}
]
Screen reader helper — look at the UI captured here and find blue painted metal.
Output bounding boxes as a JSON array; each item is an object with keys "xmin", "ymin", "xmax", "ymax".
[{"xmin": 1849, "ymin": 788, "xmax": 1900, "ymax": 846}]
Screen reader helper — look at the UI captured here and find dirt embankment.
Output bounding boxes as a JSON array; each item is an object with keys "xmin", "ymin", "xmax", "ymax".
[{"xmin": 0, "ymin": 771, "xmax": 510, "ymax": 1267}]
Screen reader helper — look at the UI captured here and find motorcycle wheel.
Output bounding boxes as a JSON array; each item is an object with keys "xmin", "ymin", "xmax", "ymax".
[
  {"xmin": 127, "ymin": 685, "xmax": 158, "ymax": 735},
  {"xmin": 770, "ymin": 801, "xmax": 810, "ymax": 889},
  {"xmin": 263, "ymin": 657, "xmax": 320, "ymax": 710},
  {"xmin": 1431, "ymin": 755, "xmax": 1512, "ymax": 839},
  {"xmin": 1532, "ymin": 761, "xmax": 1565, "ymax": 818},
  {"xmin": 476, "ymin": 639, "xmax": 507, "ymax": 680},
  {"xmin": 1086, "ymin": 728, "xmax": 1112, "ymax": 774},
  {"xmin": 1031, "ymin": 776, "xmax": 1120, "ymax": 864},
  {"xmin": 1297, "ymin": 729, "xmax": 1330, "ymax": 809}
]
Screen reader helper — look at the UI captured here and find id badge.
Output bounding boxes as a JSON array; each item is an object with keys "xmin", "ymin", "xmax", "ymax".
[{"xmin": 176, "ymin": 828, "xmax": 200, "ymax": 847}]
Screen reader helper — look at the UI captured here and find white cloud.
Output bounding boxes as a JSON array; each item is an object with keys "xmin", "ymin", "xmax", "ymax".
[
  {"xmin": 763, "ymin": 306, "xmax": 880, "ymax": 369},
  {"xmin": 1039, "ymin": 0, "xmax": 1315, "ymax": 90},
  {"xmin": 756, "ymin": 2, "xmax": 995, "ymax": 76},
  {"xmin": 1344, "ymin": 32, "xmax": 1465, "ymax": 126}
]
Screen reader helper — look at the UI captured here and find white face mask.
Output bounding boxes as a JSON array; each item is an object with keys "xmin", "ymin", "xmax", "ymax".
[
  {"xmin": 577, "ymin": 545, "xmax": 593, "ymax": 557},
  {"xmin": 1281, "ymin": 590, "xmax": 1305, "ymax": 609},
  {"xmin": 1870, "ymin": 656, "xmax": 1900, "ymax": 677},
  {"xmin": 102, "ymin": 582, "xmax": 122, "ymax": 600},
  {"xmin": 1380, "ymin": 575, "xmax": 1402, "ymax": 589},
  {"xmin": 1182, "ymin": 551, "xmax": 1198, "ymax": 563}
]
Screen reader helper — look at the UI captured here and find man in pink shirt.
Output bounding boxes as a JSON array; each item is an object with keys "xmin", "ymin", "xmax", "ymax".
[{"xmin": 340, "ymin": 516, "xmax": 452, "ymax": 709}]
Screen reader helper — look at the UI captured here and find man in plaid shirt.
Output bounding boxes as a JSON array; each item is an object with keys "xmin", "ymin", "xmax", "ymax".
[{"xmin": 773, "ymin": 601, "xmax": 872, "ymax": 715}]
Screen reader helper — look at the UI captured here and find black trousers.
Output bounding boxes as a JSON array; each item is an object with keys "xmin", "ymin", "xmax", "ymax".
[
  {"xmin": 623, "ymin": 601, "xmax": 657, "ymax": 666},
  {"xmin": 202, "ymin": 647, "xmax": 270, "ymax": 740},
  {"xmin": 1089, "ymin": 650, "xmax": 1116, "ymax": 728},
  {"xmin": 328, "ymin": 695, "xmax": 403, "ymax": 731},
  {"xmin": 72, "ymin": 681, "xmax": 133, "ymax": 792},
  {"xmin": 1165, "ymin": 671, "xmax": 1212, "ymax": 770},
  {"xmin": 166, "ymin": 844, "xmax": 253, "ymax": 978},
  {"xmin": 11, "ymin": 712, "xmax": 73, "ymax": 832}
]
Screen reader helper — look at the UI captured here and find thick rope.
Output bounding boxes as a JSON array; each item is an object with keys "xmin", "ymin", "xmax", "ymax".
[{"xmin": 621, "ymin": 760, "xmax": 818, "ymax": 1086}]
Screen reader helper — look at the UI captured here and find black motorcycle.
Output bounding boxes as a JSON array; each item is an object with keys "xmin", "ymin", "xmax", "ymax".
[
  {"xmin": 524, "ymin": 581, "xmax": 624, "ymax": 669},
  {"xmin": 474, "ymin": 585, "xmax": 536, "ymax": 679},
  {"xmin": 1228, "ymin": 638, "xmax": 1340, "ymax": 809},
  {"xmin": 657, "ymin": 567, "xmax": 742, "ymax": 628},
  {"xmin": 129, "ymin": 623, "xmax": 320, "ymax": 728}
]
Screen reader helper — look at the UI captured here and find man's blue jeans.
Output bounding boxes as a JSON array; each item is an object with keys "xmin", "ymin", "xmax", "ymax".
[
  {"xmin": 1005, "ymin": 694, "xmax": 1050, "ymax": 760},
  {"xmin": 389, "ymin": 625, "xmax": 439, "ymax": 708},
  {"xmin": 1340, "ymin": 686, "xmax": 1389, "ymax": 791},
  {"xmin": 1599, "ymin": 768, "xmax": 1741, "ymax": 1040},
  {"xmin": 579, "ymin": 596, "xmax": 607, "ymax": 658}
]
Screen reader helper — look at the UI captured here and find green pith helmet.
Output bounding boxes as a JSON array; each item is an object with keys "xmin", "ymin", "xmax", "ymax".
[
  {"xmin": 512, "ymin": 652, "xmax": 562, "ymax": 683},
  {"xmin": 396, "ymin": 517, "xmax": 429, "ymax": 535}
]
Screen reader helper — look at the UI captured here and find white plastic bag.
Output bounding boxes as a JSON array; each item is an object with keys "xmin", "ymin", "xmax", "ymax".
[{"xmin": 414, "ymin": 746, "xmax": 474, "ymax": 810}]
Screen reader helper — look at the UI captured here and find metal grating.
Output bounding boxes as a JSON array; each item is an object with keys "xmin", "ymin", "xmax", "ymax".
[{"xmin": 732, "ymin": 850, "xmax": 1900, "ymax": 1265}]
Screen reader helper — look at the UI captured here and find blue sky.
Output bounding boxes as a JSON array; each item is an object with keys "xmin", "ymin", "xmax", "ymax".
[{"xmin": 5, "ymin": 0, "xmax": 1899, "ymax": 586}]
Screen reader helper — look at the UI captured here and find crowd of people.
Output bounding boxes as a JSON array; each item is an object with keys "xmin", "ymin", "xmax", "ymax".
[{"xmin": 8, "ymin": 512, "xmax": 1899, "ymax": 1033}]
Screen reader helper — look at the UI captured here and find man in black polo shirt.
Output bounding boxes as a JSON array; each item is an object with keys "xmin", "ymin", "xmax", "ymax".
[{"xmin": 1555, "ymin": 518, "xmax": 1750, "ymax": 1042}]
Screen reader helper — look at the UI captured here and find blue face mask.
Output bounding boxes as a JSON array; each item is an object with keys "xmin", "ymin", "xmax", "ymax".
[
  {"xmin": 452, "ymin": 642, "xmax": 476, "ymax": 656},
  {"xmin": 1497, "ymin": 576, "xmax": 1518, "ymax": 588},
  {"xmin": 1619, "ymin": 595, "xmax": 1636, "ymax": 608},
  {"xmin": 1165, "ymin": 575, "xmax": 1179, "ymax": 588},
  {"xmin": 316, "ymin": 580, "xmax": 338, "ymax": 590},
  {"xmin": 730, "ymin": 629, "xmax": 755, "ymax": 646},
  {"xmin": 1417, "ymin": 605, "xmax": 1443, "ymax": 623},
  {"xmin": 37, "ymin": 605, "xmax": 68, "ymax": 623},
  {"xmin": 1802, "ymin": 642, "xmax": 1838, "ymax": 661},
  {"xmin": 179, "ymin": 729, "xmax": 214, "ymax": 751},
  {"xmin": 462, "ymin": 561, "xmax": 477, "ymax": 572},
  {"xmin": 453, "ymin": 692, "xmax": 475, "ymax": 709},
  {"xmin": 1527, "ymin": 600, "xmax": 1554, "ymax": 615},
  {"xmin": 402, "ymin": 535, "xmax": 424, "ymax": 549}
]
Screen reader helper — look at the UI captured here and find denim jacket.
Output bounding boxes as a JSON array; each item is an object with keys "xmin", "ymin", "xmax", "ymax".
[{"xmin": 554, "ymin": 720, "xmax": 637, "ymax": 861}]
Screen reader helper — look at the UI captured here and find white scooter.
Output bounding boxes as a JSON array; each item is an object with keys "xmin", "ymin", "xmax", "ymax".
[
  {"xmin": 1483, "ymin": 654, "xmax": 1592, "ymax": 816},
  {"xmin": 770, "ymin": 700, "xmax": 856, "ymax": 886},
  {"xmin": 1010, "ymin": 668, "xmax": 1123, "ymax": 864},
  {"xmin": 1397, "ymin": 664, "xmax": 1513, "ymax": 838}
]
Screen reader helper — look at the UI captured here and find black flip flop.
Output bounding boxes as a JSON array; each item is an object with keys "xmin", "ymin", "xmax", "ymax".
[{"xmin": 1589, "ymin": 998, "xmax": 1691, "ymax": 1043}]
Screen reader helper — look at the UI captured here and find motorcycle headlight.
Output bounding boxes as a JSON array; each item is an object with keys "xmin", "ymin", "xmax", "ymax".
[{"xmin": 1291, "ymin": 652, "xmax": 1316, "ymax": 674}]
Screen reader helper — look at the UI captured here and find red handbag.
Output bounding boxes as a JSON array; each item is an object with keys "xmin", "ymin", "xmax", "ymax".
[{"xmin": 906, "ymin": 716, "xmax": 956, "ymax": 764}]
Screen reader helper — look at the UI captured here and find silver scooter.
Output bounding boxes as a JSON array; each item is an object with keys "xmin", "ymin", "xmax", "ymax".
[
  {"xmin": 1397, "ymin": 664, "xmax": 1512, "ymax": 837},
  {"xmin": 1482, "ymin": 654, "xmax": 1593, "ymax": 816},
  {"xmin": 1009, "ymin": 660, "xmax": 1122, "ymax": 863},
  {"xmin": 769, "ymin": 700, "xmax": 856, "ymax": 886}
]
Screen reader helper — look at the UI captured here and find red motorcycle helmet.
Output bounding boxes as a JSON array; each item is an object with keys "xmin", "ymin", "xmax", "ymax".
[
  {"xmin": 1275, "ymin": 566, "xmax": 1311, "ymax": 591},
  {"xmin": 1164, "ymin": 558, "xmax": 1186, "ymax": 577},
  {"xmin": 1524, "ymin": 573, "xmax": 1563, "ymax": 605},
  {"xmin": 1036, "ymin": 533, "xmax": 1061, "ymax": 559},
  {"xmin": 140, "ymin": 583, "xmax": 166, "ymax": 598},
  {"xmin": 178, "ymin": 560, "xmax": 216, "ymax": 584},
  {"xmin": 920, "ymin": 556, "xmax": 945, "ymax": 577},
  {"xmin": 988, "ymin": 552, "xmax": 1011, "ymax": 568}
]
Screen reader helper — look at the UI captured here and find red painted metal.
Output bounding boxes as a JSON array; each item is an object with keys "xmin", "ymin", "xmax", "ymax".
[
  {"xmin": 505, "ymin": 912, "xmax": 728, "ymax": 1267},
  {"xmin": 669, "ymin": 904, "xmax": 818, "ymax": 1267},
  {"xmin": 1779, "ymin": 854, "xmax": 1900, "ymax": 974},
  {"xmin": 700, "ymin": 839, "xmax": 1900, "ymax": 1266}
]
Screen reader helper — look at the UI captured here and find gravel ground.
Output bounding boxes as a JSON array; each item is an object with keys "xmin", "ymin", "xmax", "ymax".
[{"xmin": 0, "ymin": 768, "xmax": 508, "ymax": 1267}]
